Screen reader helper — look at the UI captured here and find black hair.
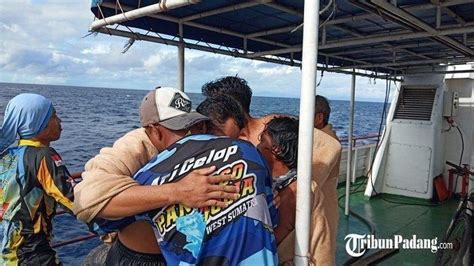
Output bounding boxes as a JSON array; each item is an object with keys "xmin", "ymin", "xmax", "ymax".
[
  {"xmin": 201, "ymin": 76, "xmax": 252, "ymax": 114},
  {"xmin": 315, "ymin": 95, "xmax": 331, "ymax": 126},
  {"xmin": 263, "ymin": 117, "xmax": 299, "ymax": 169},
  {"xmin": 196, "ymin": 94, "xmax": 245, "ymax": 134}
]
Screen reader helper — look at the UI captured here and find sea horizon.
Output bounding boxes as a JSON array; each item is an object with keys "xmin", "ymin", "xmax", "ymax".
[{"xmin": 0, "ymin": 81, "xmax": 387, "ymax": 104}]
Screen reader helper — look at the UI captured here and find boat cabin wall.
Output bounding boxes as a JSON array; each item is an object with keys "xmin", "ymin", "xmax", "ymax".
[{"xmin": 375, "ymin": 73, "xmax": 446, "ymax": 199}]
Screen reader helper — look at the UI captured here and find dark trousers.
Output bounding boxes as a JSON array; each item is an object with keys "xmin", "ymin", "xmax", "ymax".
[
  {"xmin": 19, "ymin": 248, "xmax": 60, "ymax": 266},
  {"xmin": 104, "ymin": 238, "xmax": 166, "ymax": 266}
]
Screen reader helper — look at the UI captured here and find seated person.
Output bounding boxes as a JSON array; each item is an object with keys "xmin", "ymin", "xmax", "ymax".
[
  {"xmin": 103, "ymin": 87, "xmax": 278, "ymax": 265},
  {"xmin": 0, "ymin": 94, "xmax": 77, "ymax": 265}
]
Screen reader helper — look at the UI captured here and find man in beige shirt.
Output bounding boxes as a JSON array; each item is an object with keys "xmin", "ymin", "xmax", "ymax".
[
  {"xmin": 276, "ymin": 95, "xmax": 341, "ymax": 265},
  {"xmin": 315, "ymin": 95, "xmax": 339, "ymax": 142}
]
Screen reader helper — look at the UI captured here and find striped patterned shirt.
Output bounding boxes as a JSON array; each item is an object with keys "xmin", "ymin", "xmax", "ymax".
[{"xmin": 0, "ymin": 140, "xmax": 74, "ymax": 265}]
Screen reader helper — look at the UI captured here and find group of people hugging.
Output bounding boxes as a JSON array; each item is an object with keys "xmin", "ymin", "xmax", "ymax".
[{"xmin": 0, "ymin": 76, "xmax": 342, "ymax": 266}]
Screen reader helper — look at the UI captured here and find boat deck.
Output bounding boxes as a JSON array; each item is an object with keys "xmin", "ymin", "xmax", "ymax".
[{"xmin": 335, "ymin": 179, "xmax": 458, "ymax": 265}]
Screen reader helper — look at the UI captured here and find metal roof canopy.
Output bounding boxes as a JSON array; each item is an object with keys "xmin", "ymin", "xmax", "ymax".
[
  {"xmin": 89, "ymin": 1, "xmax": 474, "ymax": 264},
  {"xmin": 90, "ymin": 0, "xmax": 474, "ymax": 79}
]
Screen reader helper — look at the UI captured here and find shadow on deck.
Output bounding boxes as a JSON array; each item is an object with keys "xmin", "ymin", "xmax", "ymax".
[{"xmin": 335, "ymin": 180, "xmax": 458, "ymax": 265}]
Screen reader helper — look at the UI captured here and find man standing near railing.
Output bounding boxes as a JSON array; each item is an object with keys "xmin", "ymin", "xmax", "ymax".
[
  {"xmin": 311, "ymin": 95, "xmax": 341, "ymax": 265},
  {"xmin": 314, "ymin": 95, "xmax": 340, "ymax": 142},
  {"xmin": 276, "ymin": 95, "xmax": 342, "ymax": 265},
  {"xmin": 0, "ymin": 94, "xmax": 77, "ymax": 265}
]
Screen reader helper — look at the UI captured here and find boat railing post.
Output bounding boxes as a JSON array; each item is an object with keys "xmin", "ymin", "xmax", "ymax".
[
  {"xmin": 366, "ymin": 145, "xmax": 375, "ymax": 175},
  {"xmin": 178, "ymin": 23, "xmax": 185, "ymax": 92},
  {"xmin": 352, "ymin": 148, "xmax": 358, "ymax": 183},
  {"xmin": 294, "ymin": 0, "xmax": 320, "ymax": 265},
  {"xmin": 345, "ymin": 71, "xmax": 356, "ymax": 216}
]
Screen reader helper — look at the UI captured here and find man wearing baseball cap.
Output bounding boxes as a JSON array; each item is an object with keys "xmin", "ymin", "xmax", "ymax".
[
  {"xmin": 140, "ymin": 86, "xmax": 209, "ymax": 130},
  {"xmin": 74, "ymin": 87, "xmax": 240, "ymax": 265},
  {"xmin": 102, "ymin": 87, "xmax": 278, "ymax": 265}
]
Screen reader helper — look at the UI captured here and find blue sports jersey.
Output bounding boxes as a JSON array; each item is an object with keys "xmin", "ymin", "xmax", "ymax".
[{"xmin": 134, "ymin": 134, "xmax": 278, "ymax": 265}]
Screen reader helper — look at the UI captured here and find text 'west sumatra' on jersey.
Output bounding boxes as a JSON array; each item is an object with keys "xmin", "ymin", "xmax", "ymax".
[{"xmin": 153, "ymin": 158, "xmax": 257, "ymax": 236}]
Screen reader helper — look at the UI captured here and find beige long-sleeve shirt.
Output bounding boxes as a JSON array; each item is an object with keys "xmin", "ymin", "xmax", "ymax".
[
  {"xmin": 321, "ymin": 123, "xmax": 339, "ymax": 142},
  {"xmin": 277, "ymin": 128, "xmax": 342, "ymax": 265},
  {"xmin": 73, "ymin": 128, "xmax": 158, "ymax": 222}
]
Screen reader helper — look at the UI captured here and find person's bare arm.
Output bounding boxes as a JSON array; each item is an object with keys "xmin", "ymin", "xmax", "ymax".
[
  {"xmin": 274, "ymin": 182, "xmax": 297, "ymax": 244},
  {"xmin": 73, "ymin": 128, "xmax": 160, "ymax": 222},
  {"xmin": 98, "ymin": 166, "xmax": 239, "ymax": 219}
]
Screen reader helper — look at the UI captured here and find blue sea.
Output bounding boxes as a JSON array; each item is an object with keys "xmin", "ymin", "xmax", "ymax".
[{"xmin": 0, "ymin": 82, "xmax": 386, "ymax": 265}]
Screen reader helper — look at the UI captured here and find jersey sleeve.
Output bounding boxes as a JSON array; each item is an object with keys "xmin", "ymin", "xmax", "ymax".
[{"xmin": 36, "ymin": 147, "xmax": 74, "ymax": 212}]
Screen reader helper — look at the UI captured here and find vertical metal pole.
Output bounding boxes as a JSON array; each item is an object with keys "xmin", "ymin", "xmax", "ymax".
[
  {"xmin": 178, "ymin": 23, "xmax": 185, "ymax": 92},
  {"xmin": 366, "ymin": 146, "xmax": 374, "ymax": 176},
  {"xmin": 352, "ymin": 148, "xmax": 358, "ymax": 183},
  {"xmin": 345, "ymin": 71, "xmax": 356, "ymax": 216},
  {"xmin": 294, "ymin": 0, "xmax": 320, "ymax": 265}
]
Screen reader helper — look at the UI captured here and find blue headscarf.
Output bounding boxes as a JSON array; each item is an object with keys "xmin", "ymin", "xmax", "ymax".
[{"xmin": 0, "ymin": 93, "xmax": 54, "ymax": 152}]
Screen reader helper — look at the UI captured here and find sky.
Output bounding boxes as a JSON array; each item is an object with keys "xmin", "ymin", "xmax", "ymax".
[{"xmin": 0, "ymin": 0, "xmax": 393, "ymax": 101}]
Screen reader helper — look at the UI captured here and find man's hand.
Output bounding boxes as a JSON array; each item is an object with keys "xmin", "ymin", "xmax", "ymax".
[
  {"xmin": 274, "ymin": 182, "xmax": 297, "ymax": 244},
  {"xmin": 172, "ymin": 166, "xmax": 239, "ymax": 208},
  {"xmin": 68, "ymin": 172, "xmax": 83, "ymax": 187},
  {"xmin": 97, "ymin": 166, "xmax": 239, "ymax": 219}
]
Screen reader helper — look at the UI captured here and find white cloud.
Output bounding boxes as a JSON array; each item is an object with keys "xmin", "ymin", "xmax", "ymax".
[
  {"xmin": 143, "ymin": 54, "xmax": 163, "ymax": 69},
  {"xmin": 52, "ymin": 51, "xmax": 89, "ymax": 64},
  {"xmin": 0, "ymin": 0, "xmax": 391, "ymax": 102},
  {"xmin": 0, "ymin": 22, "xmax": 28, "ymax": 38},
  {"xmin": 86, "ymin": 67, "xmax": 102, "ymax": 75},
  {"xmin": 33, "ymin": 75, "xmax": 67, "ymax": 85},
  {"xmin": 81, "ymin": 44, "xmax": 111, "ymax": 55}
]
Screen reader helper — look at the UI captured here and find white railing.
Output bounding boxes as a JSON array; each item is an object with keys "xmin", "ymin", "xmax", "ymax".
[{"xmin": 338, "ymin": 144, "xmax": 377, "ymax": 184}]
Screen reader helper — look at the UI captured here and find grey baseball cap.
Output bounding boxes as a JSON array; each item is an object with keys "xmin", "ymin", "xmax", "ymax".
[{"xmin": 139, "ymin": 87, "xmax": 209, "ymax": 130}]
